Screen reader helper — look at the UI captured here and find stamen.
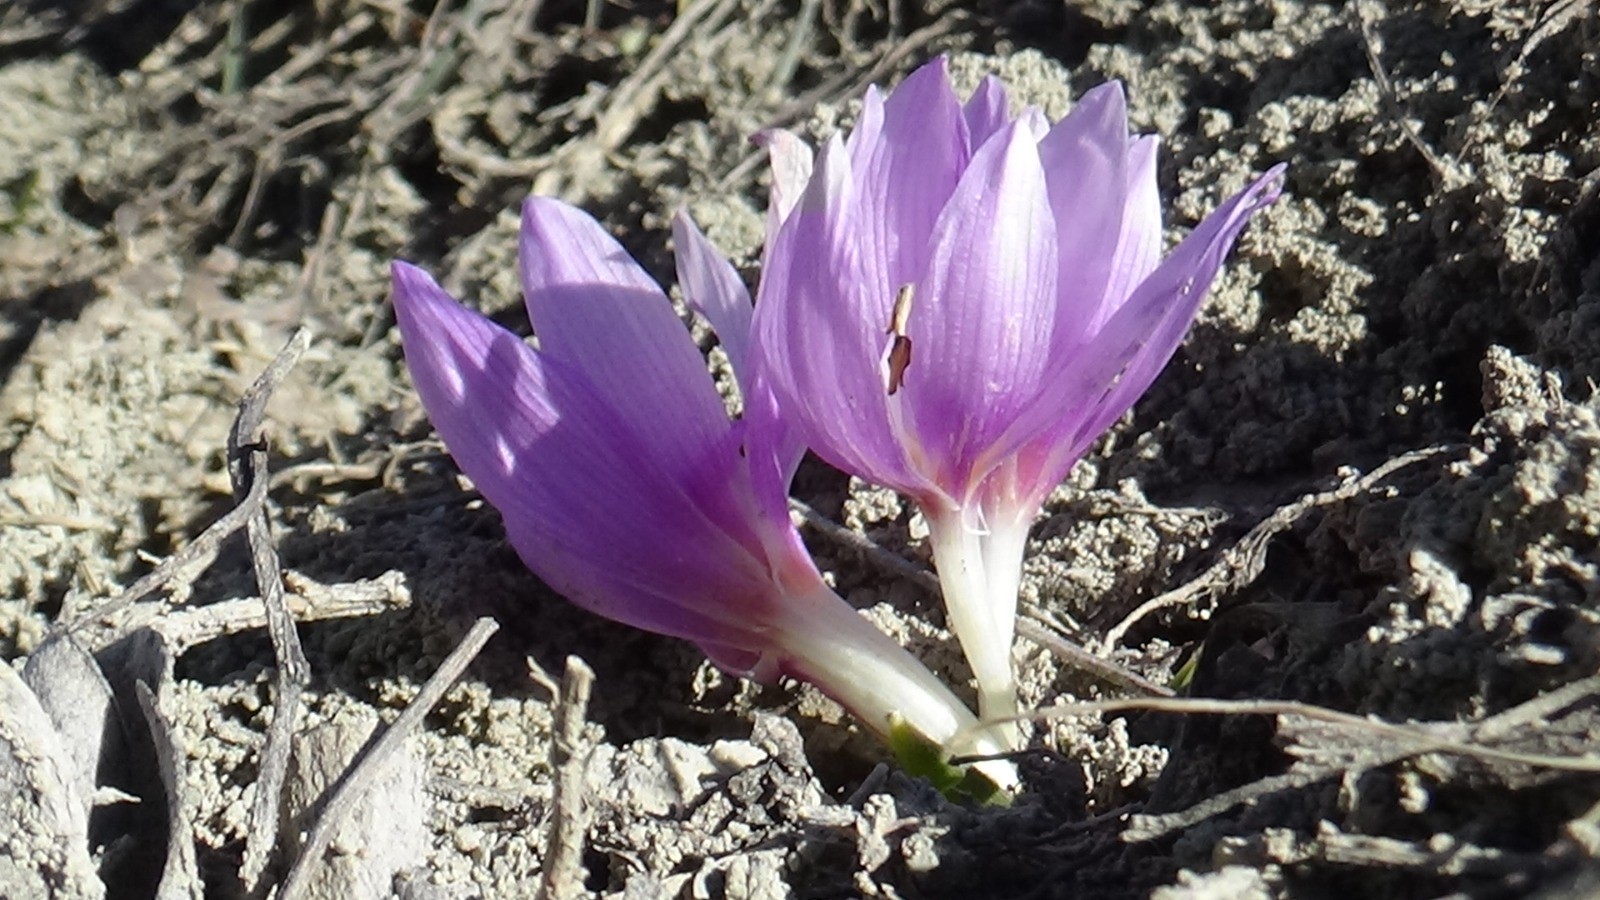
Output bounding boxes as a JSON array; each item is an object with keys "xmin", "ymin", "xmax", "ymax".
[{"xmin": 887, "ymin": 283, "xmax": 915, "ymax": 395}]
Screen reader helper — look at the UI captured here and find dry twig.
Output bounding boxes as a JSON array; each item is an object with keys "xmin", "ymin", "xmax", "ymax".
[
  {"xmin": 1101, "ymin": 444, "xmax": 1460, "ymax": 651},
  {"xmin": 155, "ymin": 570, "xmax": 410, "ymax": 653},
  {"xmin": 278, "ymin": 617, "xmax": 501, "ymax": 900},
  {"xmin": 64, "ymin": 463, "xmax": 268, "ymax": 646},
  {"xmin": 232, "ymin": 328, "xmax": 315, "ymax": 890},
  {"xmin": 1353, "ymin": 1, "xmax": 1470, "ymax": 189},
  {"xmin": 531, "ymin": 655, "xmax": 598, "ymax": 900},
  {"xmin": 970, "ymin": 678, "xmax": 1600, "ymax": 841}
]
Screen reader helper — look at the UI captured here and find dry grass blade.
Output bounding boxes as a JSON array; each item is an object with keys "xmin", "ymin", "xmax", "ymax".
[
  {"xmin": 1353, "ymin": 0, "xmax": 1470, "ymax": 189},
  {"xmin": 278, "ymin": 617, "xmax": 500, "ymax": 900},
  {"xmin": 1485, "ymin": 0, "xmax": 1596, "ymax": 118}
]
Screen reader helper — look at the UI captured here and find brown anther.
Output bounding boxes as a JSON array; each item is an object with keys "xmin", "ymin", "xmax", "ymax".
[{"xmin": 887, "ymin": 283, "xmax": 914, "ymax": 396}]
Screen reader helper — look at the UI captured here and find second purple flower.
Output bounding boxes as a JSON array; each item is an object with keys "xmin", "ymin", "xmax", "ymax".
[{"xmin": 751, "ymin": 58, "xmax": 1284, "ymax": 732}]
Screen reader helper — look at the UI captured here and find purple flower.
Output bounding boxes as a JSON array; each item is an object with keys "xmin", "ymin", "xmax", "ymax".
[
  {"xmin": 391, "ymin": 197, "xmax": 1015, "ymax": 786},
  {"xmin": 750, "ymin": 57, "xmax": 1285, "ymax": 730}
]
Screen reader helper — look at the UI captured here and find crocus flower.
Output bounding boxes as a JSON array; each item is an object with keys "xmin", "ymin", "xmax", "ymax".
[
  {"xmin": 750, "ymin": 57, "xmax": 1285, "ymax": 733},
  {"xmin": 390, "ymin": 197, "xmax": 1016, "ymax": 788}
]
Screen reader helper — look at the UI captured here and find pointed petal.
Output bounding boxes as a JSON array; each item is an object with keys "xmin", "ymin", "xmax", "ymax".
[
  {"xmin": 752, "ymin": 136, "xmax": 934, "ymax": 498},
  {"xmin": 672, "ymin": 210, "xmax": 753, "ymax": 386},
  {"xmin": 963, "ymin": 75, "xmax": 1010, "ymax": 149},
  {"xmin": 393, "ymin": 260, "xmax": 560, "ymax": 472},
  {"xmin": 392, "ymin": 261, "xmax": 772, "ymax": 650},
  {"xmin": 1038, "ymin": 80, "xmax": 1132, "ymax": 342},
  {"xmin": 845, "ymin": 85, "xmax": 885, "ymax": 172},
  {"xmin": 672, "ymin": 211, "xmax": 805, "ymax": 520},
  {"xmin": 856, "ymin": 56, "xmax": 970, "ymax": 291},
  {"xmin": 753, "ymin": 128, "xmax": 815, "ymax": 235},
  {"xmin": 988, "ymin": 166, "xmax": 1284, "ymax": 511},
  {"xmin": 1100, "ymin": 135, "xmax": 1164, "ymax": 314},
  {"xmin": 900, "ymin": 121, "xmax": 1059, "ymax": 489},
  {"xmin": 740, "ymin": 369, "xmax": 806, "ymax": 510},
  {"xmin": 1017, "ymin": 106, "xmax": 1050, "ymax": 142},
  {"xmin": 518, "ymin": 198, "xmax": 731, "ymax": 477},
  {"xmin": 1063, "ymin": 165, "xmax": 1286, "ymax": 459}
]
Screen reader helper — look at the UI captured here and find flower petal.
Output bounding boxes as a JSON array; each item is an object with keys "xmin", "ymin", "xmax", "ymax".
[
  {"xmin": 1004, "ymin": 164, "xmax": 1292, "ymax": 506},
  {"xmin": 1056, "ymin": 165, "xmax": 1286, "ymax": 469},
  {"xmin": 1101, "ymin": 134, "xmax": 1164, "ymax": 316},
  {"xmin": 845, "ymin": 85, "xmax": 885, "ymax": 172},
  {"xmin": 963, "ymin": 75, "xmax": 1010, "ymax": 149},
  {"xmin": 1038, "ymin": 81, "xmax": 1132, "ymax": 343},
  {"xmin": 518, "ymin": 198, "xmax": 732, "ymax": 479},
  {"xmin": 672, "ymin": 211, "xmax": 806, "ymax": 515},
  {"xmin": 1017, "ymin": 106, "xmax": 1050, "ymax": 143},
  {"xmin": 855, "ymin": 56, "xmax": 970, "ymax": 293},
  {"xmin": 754, "ymin": 128, "xmax": 814, "ymax": 236},
  {"xmin": 753, "ymin": 136, "xmax": 936, "ymax": 498},
  {"xmin": 900, "ymin": 120, "xmax": 1059, "ymax": 490},
  {"xmin": 672, "ymin": 210, "xmax": 753, "ymax": 386},
  {"xmin": 392, "ymin": 261, "xmax": 773, "ymax": 649}
]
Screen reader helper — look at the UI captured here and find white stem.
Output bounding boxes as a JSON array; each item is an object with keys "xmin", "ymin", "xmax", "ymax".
[
  {"xmin": 773, "ymin": 582, "xmax": 1019, "ymax": 791},
  {"xmin": 925, "ymin": 511, "xmax": 1019, "ymax": 740},
  {"xmin": 978, "ymin": 514, "xmax": 1031, "ymax": 686}
]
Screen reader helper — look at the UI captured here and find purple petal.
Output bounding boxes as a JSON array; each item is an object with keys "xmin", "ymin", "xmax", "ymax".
[
  {"xmin": 1023, "ymin": 165, "xmax": 1286, "ymax": 496},
  {"xmin": 845, "ymin": 85, "xmax": 886, "ymax": 172},
  {"xmin": 391, "ymin": 262, "xmax": 774, "ymax": 649},
  {"xmin": 672, "ymin": 211, "xmax": 806, "ymax": 514},
  {"xmin": 754, "ymin": 128, "xmax": 814, "ymax": 237},
  {"xmin": 753, "ymin": 136, "xmax": 938, "ymax": 499},
  {"xmin": 1017, "ymin": 106, "xmax": 1050, "ymax": 142},
  {"xmin": 899, "ymin": 121, "xmax": 1059, "ymax": 489},
  {"xmin": 1038, "ymin": 81, "xmax": 1132, "ymax": 344},
  {"xmin": 1071, "ymin": 166, "xmax": 1284, "ymax": 447},
  {"xmin": 518, "ymin": 198, "xmax": 732, "ymax": 479},
  {"xmin": 740, "ymin": 368, "xmax": 807, "ymax": 516},
  {"xmin": 855, "ymin": 56, "xmax": 970, "ymax": 293},
  {"xmin": 963, "ymin": 75, "xmax": 1011, "ymax": 150},
  {"xmin": 1100, "ymin": 135, "xmax": 1164, "ymax": 316},
  {"xmin": 672, "ymin": 210, "xmax": 753, "ymax": 386}
]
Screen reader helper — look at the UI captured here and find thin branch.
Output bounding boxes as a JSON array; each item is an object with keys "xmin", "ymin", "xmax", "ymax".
[
  {"xmin": 62, "ymin": 466, "xmax": 268, "ymax": 646},
  {"xmin": 224, "ymin": 328, "xmax": 314, "ymax": 891},
  {"xmin": 279, "ymin": 617, "xmax": 500, "ymax": 900},
  {"xmin": 1003, "ymin": 694, "xmax": 1600, "ymax": 775},
  {"xmin": 954, "ymin": 681, "xmax": 1600, "ymax": 843},
  {"xmin": 1111, "ymin": 674, "xmax": 1600, "ymax": 841},
  {"xmin": 1353, "ymin": 1, "xmax": 1469, "ymax": 189},
  {"xmin": 155, "ymin": 571, "xmax": 410, "ymax": 654},
  {"xmin": 533, "ymin": 656, "xmax": 597, "ymax": 900},
  {"xmin": 1102, "ymin": 444, "xmax": 1459, "ymax": 651}
]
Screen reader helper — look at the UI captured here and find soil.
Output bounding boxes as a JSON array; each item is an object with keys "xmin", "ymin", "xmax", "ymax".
[{"xmin": 2, "ymin": 1, "xmax": 1599, "ymax": 898}]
